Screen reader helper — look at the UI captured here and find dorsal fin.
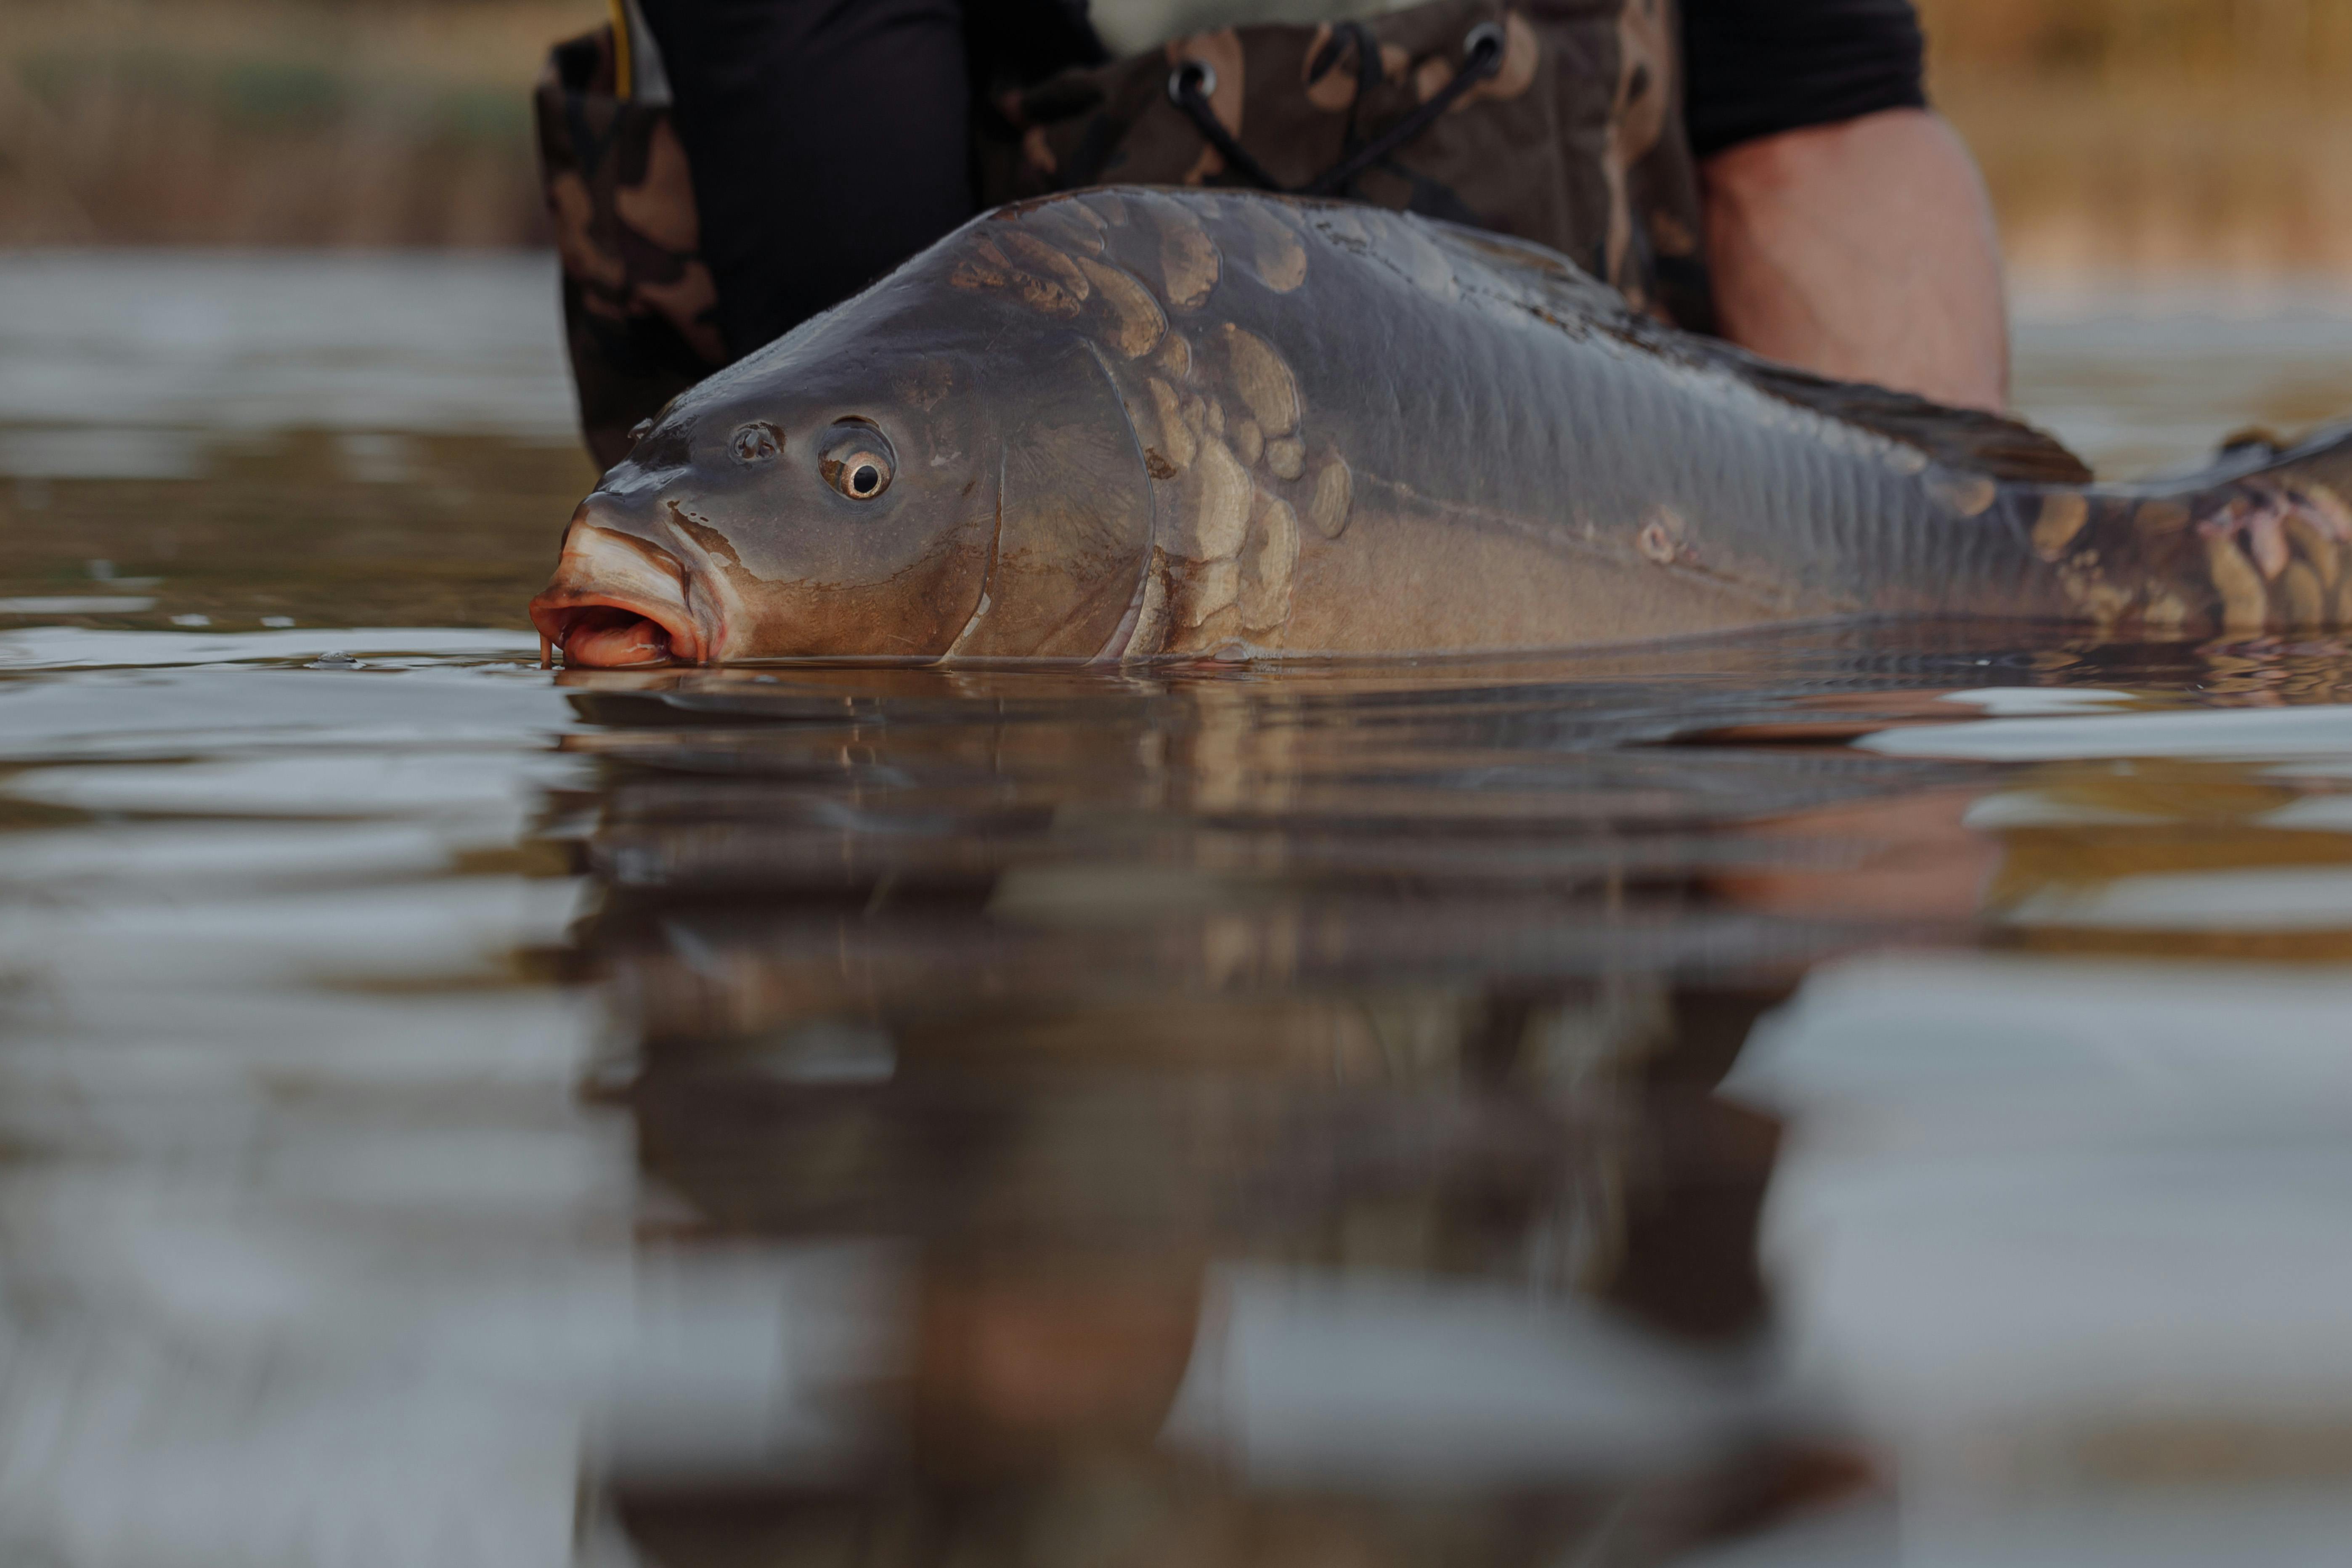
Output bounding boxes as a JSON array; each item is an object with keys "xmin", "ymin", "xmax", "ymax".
[
  {"xmin": 1422, "ymin": 213, "xmax": 2094, "ymax": 486},
  {"xmin": 1707, "ymin": 347, "xmax": 2094, "ymax": 485}
]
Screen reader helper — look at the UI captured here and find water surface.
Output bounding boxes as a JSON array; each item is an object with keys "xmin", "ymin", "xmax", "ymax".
[{"xmin": 5, "ymin": 257, "xmax": 2352, "ymax": 1566}]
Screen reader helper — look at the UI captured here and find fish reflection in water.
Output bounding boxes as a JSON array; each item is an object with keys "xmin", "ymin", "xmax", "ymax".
[
  {"xmin": 539, "ymin": 626, "xmax": 2181, "ymax": 1566},
  {"xmin": 563, "ymin": 648, "xmax": 1881, "ymax": 1567}
]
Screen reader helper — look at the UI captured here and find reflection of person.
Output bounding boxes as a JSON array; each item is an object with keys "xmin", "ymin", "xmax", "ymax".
[{"xmin": 632, "ymin": 0, "xmax": 2005, "ymax": 410}]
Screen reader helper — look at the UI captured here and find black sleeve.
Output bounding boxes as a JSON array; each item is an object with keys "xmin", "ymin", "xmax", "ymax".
[
  {"xmin": 638, "ymin": 0, "xmax": 1104, "ymax": 359},
  {"xmin": 1678, "ymin": 0, "xmax": 1928, "ymax": 160},
  {"xmin": 640, "ymin": 0, "xmax": 978, "ymax": 358}
]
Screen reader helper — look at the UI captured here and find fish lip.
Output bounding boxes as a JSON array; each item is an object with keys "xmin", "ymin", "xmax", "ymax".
[
  {"xmin": 528, "ymin": 586, "xmax": 708, "ymax": 667},
  {"xmin": 529, "ymin": 515, "xmax": 720, "ymax": 668}
]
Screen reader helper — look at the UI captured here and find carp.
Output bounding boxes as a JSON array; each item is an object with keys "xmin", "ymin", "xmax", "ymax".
[{"xmin": 529, "ymin": 186, "xmax": 2352, "ymax": 667}]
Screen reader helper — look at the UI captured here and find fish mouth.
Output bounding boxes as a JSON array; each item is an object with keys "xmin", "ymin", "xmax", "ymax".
[
  {"xmin": 528, "ymin": 523, "xmax": 711, "ymax": 667},
  {"xmin": 532, "ymin": 599, "xmax": 702, "ymax": 667}
]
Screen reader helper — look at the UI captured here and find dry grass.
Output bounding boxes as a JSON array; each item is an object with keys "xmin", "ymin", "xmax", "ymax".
[
  {"xmin": 0, "ymin": 0, "xmax": 603, "ymax": 244},
  {"xmin": 1939, "ymin": 75, "xmax": 2352, "ymax": 276},
  {"xmin": 1919, "ymin": 0, "xmax": 2352, "ymax": 277},
  {"xmin": 1919, "ymin": 0, "xmax": 2352, "ymax": 84},
  {"xmin": 3, "ymin": 0, "xmax": 2350, "ymax": 271}
]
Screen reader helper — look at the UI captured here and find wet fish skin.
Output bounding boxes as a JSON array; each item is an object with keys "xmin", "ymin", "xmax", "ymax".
[{"xmin": 529, "ymin": 186, "xmax": 2352, "ymax": 665}]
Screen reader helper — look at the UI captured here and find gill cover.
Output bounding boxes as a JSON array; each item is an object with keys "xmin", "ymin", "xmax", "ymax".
[{"xmin": 950, "ymin": 341, "xmax": 1156, "ymax": 659}]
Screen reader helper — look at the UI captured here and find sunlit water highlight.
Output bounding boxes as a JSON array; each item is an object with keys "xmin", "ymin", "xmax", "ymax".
[{"xmin": 4, "ymin": 257, "xmax": 2352, "ymax": 1566}]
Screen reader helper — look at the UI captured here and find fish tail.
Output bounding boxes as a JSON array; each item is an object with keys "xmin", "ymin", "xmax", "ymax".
[{"xmin": 2020, "ymin": 423, "xmax": 2352, "ymax": 635}]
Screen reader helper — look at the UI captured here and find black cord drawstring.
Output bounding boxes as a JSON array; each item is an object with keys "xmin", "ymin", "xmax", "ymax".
[
  {"xmin": 1331, "ymin": 21, "xmax": 1385, "ymax": 190},
  {"xmin": 1166, "ymin": 59, "xmax": 1285, "ymax": 189},
  {"xmin": 1168, "ymin": 22, "xmax": 1506, "ymax": 199}
]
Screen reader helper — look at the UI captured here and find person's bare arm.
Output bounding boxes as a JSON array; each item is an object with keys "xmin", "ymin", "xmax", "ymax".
[{"xmin": 1700, "ymin": 107, "xmax": 2008, "ymax": 413}]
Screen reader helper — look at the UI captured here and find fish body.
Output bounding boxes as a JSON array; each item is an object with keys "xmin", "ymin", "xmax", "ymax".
[{"xmin": 530, "ymin": 187, "xmax": 2352, "ymax": 666}]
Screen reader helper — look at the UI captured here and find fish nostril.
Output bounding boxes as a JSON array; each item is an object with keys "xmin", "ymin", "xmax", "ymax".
[{"xmin": 731, "ymin": 424, "xmax": 780, "ymax": 464}]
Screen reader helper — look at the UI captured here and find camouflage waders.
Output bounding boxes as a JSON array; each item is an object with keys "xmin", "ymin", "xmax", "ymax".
[{"xmin": 534, "ymin": 19, "xmax": 724, "ymax": 470}]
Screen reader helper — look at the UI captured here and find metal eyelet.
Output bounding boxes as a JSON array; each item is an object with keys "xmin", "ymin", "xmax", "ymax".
[
  {"xmin": 1167, "ymin": 58, "xmax": 1216, "ymax": 105},
  {"xmin": 1463, "ymin": 21, "xmax": 1506, "ymax": 72}
]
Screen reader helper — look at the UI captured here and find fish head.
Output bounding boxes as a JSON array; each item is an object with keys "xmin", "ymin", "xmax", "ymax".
[{"xmin": 530, "ymin": 243, "xmax": 1160, "ymax": 667}]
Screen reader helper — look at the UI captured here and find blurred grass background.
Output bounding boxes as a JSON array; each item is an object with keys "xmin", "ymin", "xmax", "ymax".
[
  {"xmin": 1917, "ymin": 0, "xmax": 2352, "ymax": 276},
  {"xmin": 0, "ymin": 0, "xmax": 601, "ymax": 244},
  {"xmin": 0, "ymin": 0, "xmax": 2347, "ymax": 274}
]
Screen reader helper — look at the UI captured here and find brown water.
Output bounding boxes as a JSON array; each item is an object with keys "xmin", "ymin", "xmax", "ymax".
[{"xmin": 6, "ymin": 257, "xmax": 2352, "ymax": 1566}]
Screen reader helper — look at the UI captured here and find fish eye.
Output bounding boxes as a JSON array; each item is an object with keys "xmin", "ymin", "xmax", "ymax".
[
  {"xmin": 817, "ymin": 422, "xmax": 895, "ymax": 501},
  {"xmin": 730, "ymin": 423, "xmax": 780, "ymax": 464}
]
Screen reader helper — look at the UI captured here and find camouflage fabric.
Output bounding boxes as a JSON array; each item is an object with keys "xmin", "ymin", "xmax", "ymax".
[
  {"xmin": 978, "ymin": 0, "xmax": 1713, "ymax": 330},
  {"xmin": 533, "ymin": 28, "xmax": 727, "ymax": 469}
]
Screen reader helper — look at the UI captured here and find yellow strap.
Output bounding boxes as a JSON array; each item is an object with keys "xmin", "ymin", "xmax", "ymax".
[{"xmin": 608, "ymin": 0, "xmax": 634, "ymax": 99}]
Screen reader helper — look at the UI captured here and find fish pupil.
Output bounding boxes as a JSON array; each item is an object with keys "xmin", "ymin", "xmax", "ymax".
[{"xmin": 851, "ymin": 464, "xmax": 879, "ymax": 496}]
